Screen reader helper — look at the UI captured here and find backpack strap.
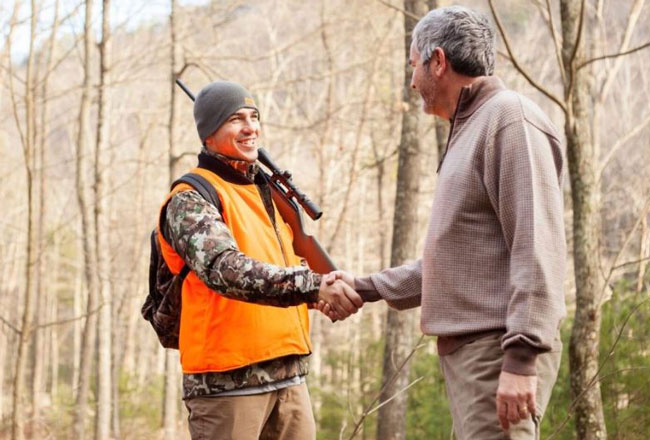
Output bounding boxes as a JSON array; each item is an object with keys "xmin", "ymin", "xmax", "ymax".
[
  {"xmin": 172, "ymin": 173, "xmax": 223, "ymax": 216},
  {"xmin": 160, "ymin": 173, "xmax": 224, "ymax": 244},
  {"xmin": 157, "ymin": 173, "xmax": 223, "ymax": 280}
]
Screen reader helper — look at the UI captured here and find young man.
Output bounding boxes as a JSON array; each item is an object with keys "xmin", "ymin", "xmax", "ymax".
[
  {"xmin": 159, "ymin": 81, "xmax": 361, "ymax": 439},
  {"xmin": 327, "ymin": 6, "xmax": 566, "ymax": 439}
]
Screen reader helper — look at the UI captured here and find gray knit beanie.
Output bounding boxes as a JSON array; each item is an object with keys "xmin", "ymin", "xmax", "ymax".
[{"xmin": 193, "ymin": 81, "xmax": 259, "ymax": 142}]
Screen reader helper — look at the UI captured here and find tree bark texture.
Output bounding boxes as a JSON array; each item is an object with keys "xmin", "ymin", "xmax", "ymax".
[
  {"xmin": 560, "ymin": 1, "xmax": 607, "ymax": 439},
  {"xmin": 95, "ymin": 0, "xmax": 113, "ymax": 438},
  {"xmin": 73, "ymin": 0, "xmax": 99, "ymax": 438},
  {"xmin": 11, "ymin": 1, "xmax": 37, "ymax": 438},
  {"xmin": 376, "ymin": 2, "xmax": 426, "ymax": 439},
  {"xmin": 163, "ymin": 1, "xmax": 181, "ymax": 436},
  {"xmin": 638, "ymin": 213, "xmax": 649, "ymax": 293},
  {"xmin": 163, "ymin": 351, "xmax": 179, "ymax": 439}
]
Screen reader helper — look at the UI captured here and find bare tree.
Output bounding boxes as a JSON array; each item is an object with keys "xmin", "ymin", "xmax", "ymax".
[
  {"xmin": 73, "ymin": 0, "xmax": 100, "ymax": 438},
  {"xmin": 30, "ymin": 0, "xmax": 61, "ymax": 421},
  {"xmin": 163, "ymin": 1, "xmax": 182, "ymax": 437},
  {"xmin": 558, "ymin": 3, "xmax": 608, "ymax": 436},
  {"xmin": 94, "ymin": 0, "xmax": 114, "ymax": 438},
  {"xmin": 376, "ymin": 2, "xmax": 427, "ymax": 439},
  {"xmin": 8, "ymin": 0, "xmax": 38, "ymax": 437}
]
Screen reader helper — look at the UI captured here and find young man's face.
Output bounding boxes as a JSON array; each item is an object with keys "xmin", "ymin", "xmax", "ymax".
[
  {"xmin": 409, "ymin": 42, "xmax": 440, "ymax": 116},
  {"xmin": 205, "ymin": 108, "xmax": 261, "ymax": 162}
]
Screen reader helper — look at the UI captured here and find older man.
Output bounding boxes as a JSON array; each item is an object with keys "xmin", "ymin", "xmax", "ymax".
[
  {"xmin": 158, "ymin": 80, "xmax": 361, "ymax": 439},
  {"xmin": 327, "ymin": 6, "xmax": 566, "ymax": 439}
]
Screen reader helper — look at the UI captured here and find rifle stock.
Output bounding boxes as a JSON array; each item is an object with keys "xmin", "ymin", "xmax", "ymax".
[{"xmin": 266, "ymin": 179, "xmax": 337, "ymax": 274}]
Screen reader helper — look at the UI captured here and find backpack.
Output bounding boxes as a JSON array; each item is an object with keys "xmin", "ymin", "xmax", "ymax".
[{"xmin": 141, "ymin": 173, "xmax": 223, "ymax": 349}]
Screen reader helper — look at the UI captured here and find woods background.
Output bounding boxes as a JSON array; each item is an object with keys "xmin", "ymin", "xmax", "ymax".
[{"xmin": 1, "ymin": 0, "xmax": 649, "ymax": 439}]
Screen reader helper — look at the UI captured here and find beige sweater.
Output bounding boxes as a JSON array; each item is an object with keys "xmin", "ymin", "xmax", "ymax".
[{"xmin": 356, "ymin": 76, "xmax": 566, "ymax": 375}]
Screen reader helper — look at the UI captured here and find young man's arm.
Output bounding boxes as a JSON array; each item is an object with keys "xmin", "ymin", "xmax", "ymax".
[{"xmin": 165, "ymin": 190, "xmax": 322, "ymax": 307}]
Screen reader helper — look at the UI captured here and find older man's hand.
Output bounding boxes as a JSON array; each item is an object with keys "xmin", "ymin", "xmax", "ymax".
[
  {"xmin": 317, "ymin": 276, "xmax": 362, "ymax": 321},
  {"xmin": 496, "ymin": 371, "xmax": 537, "ymax": 431}
]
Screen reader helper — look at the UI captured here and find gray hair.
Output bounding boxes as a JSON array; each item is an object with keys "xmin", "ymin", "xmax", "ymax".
[{"xmin": 413, "ymin": 5, "xmax": 495, "ymax": 77}]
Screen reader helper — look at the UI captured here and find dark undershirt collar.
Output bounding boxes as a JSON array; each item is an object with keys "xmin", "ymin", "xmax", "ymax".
[{"xmin": 197, "ymin": 149, "xmax": 266, "ymax": 186}]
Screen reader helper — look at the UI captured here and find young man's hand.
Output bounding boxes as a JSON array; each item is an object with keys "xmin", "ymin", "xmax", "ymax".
[{"xmin": 316, "ymin": 275, "xmax": 362, "ymax": 321}]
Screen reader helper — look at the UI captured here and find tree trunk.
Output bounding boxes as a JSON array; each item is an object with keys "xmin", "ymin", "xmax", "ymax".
[
  {"xmin": 163, "ymin": 352, "xmax": 179, "ymax": 439},
  {"xmin": 31, "ymin": 0, "xmax": 60, "ymax": 419},
  {"xmin": 73, "ymin": 0, "xmax": 99, "ymax": 438},
  {"xmin": 560, "ymin": 1, "xmax": 607, "ymax": 439},
  {"xmin": 47, "ymin": 236, "xmax": 61, "ymax": 400},
  {"xmin": 122, "ymin": 135, "xmax": 150, "ymax": 376},
  {"xmin": 11, "ymin": 1, "xmax": 38, "ymax": 438},
  {"xmin": 94, "ymin": 0, "xmax": 113, "ymax": 438},
  {"xmin": 0, "ymin": 313, "xmax": 6, "ymax": 422},
  {"xmin": 163, "ymin": 1, "xmax": 181, "ymax": 437},
  {"xmin": 376, "ymin": 2, "xmax": 425, "ymax": 439},
  {"xmin": 638, "ymin": 213, "xmax": 648, "ymax": 293},
  {"xmin": 72, "ymin": 265, "xmax": 83, "ymax": 399}
]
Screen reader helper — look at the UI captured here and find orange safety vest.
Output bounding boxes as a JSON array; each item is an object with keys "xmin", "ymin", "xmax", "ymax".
[{"xmin": 158, "ymin": 161, "xmax": 312, "ymax": 374}]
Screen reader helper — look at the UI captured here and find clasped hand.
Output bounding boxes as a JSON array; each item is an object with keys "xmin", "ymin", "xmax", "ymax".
[{"xmin": 314, "ymin": 270, "xmax": 361, "ymax": 321}]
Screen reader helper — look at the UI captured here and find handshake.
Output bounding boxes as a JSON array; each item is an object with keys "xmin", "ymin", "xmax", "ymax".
[{"xmin": 313, "ymin": 271, "xmax": 362, "ymax": 322}]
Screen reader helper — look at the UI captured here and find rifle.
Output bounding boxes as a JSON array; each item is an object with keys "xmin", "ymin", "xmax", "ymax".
[{"xmin": 175, "ymin": 79, "xmax": 336, "ymax": 274}]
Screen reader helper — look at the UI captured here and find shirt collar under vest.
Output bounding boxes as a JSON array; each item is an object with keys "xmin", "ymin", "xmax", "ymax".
[{"xmin": 197, "ymin": 152, "xmax": 268, "ymax": 186}]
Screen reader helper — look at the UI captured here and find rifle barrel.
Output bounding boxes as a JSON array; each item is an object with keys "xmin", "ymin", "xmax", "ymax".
[{"xmin": 176, "ymin": 79, "xmax": 196, "ymax": 101}]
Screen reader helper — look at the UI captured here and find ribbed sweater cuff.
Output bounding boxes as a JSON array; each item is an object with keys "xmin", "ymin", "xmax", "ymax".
[
  {"xmin": 353, "ymin": 276, "xmax": 382, "ymax": 302},
  {"xmin": 502, "ymin": 344, "xmax": 538, "ymax": 376}
]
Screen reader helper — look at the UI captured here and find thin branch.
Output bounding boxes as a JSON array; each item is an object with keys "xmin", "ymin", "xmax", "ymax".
[
  {"xmin": 5, "ymin": 1, "xmax": 28, "ymax": 154},
  {"xmin": 545, "ymin": 0, "xmax": 567, "ymax": 85},
  {"xmin": 34, "ymin": 302, "xmax": 105, "ymax": 330},
  {"xmin": 578, "ymin": 40, "xmax": 650, "ymax": 71},
  {"xmin": 612, "ymin": 256, "xmax": 650, "ymax": 271},
  {"xmin": 373, "ymin": 0, "xmax": 420, "ymax": 21},
  {"xmin": 171, "ymin": 151, "xmax": 198, "ymax": 164},
  {"xmin": 595, "ymin": 0, "xmax": 645, "ymax": 101},
  {"xmin": 546, "ymin": 299, "xmax": 649, "ymax": 440},
  {"xmin": 487, "ymin": 0, "xmax": 567, "ymax": 113},
  {"xmin": 600, "ymin": 199, "xmax": 650, "ymax": 303},
  {"xmin": 364, "ymin": 376, "xmax": 424, "ymax": 416},
  {"xmin": 598, "ymin": 112, "xmax": 650, "ymax": 179},
  {"xmin": 0, "ymin": 315, "xmax": 21, "ymax": 335},
  {"xmin": 568, "ymin": 0, "xmax": 586, "ymax": 70},
  {"xmin": 346, "ymin": 335, "xmax": 426, "ymax": 440}
]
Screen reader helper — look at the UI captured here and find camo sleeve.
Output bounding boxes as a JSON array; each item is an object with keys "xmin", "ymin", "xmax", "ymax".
[{"xmin": 164, "ymin": 190, "xmax": 321, "ymax": 306}]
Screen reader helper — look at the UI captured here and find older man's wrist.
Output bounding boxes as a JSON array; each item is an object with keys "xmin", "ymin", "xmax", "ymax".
[
  {"xmin": 502, "ymin": 343, "xmax": 538, "ymax": 376},
  {"xmin": 354, "ymin": 276, "xmax": 382, "ymax": 302}
]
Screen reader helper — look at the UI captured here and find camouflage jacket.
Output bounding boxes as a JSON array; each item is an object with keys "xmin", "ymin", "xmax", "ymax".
[{"xmin": 164, "ymin": 151, "xmax": 321, "ymax": 399}]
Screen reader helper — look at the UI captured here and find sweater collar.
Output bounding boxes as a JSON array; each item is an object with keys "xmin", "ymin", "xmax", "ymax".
[{"xmin": 454, "ymin": 76, "xmax": 506, "ymax": 121}]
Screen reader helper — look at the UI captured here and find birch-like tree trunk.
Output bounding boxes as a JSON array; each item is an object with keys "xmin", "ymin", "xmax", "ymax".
[
  {"xmin": 47, "ymin": 235, "xmax": 61, "ymax": 399},
  {"xmin": 73, "ymin": 0, "xmax": 99, "ymax": 438},
  {"xmin": 32, "ymin": 0, "xmax": 60, "ymax": 419},
  {"xmin": 10, "ymin": 1, "xmax": 37, "ymax": 438},
  {"xmin": 163, "ymin": 1, "xmax": 181, "ymax": 436},
  {"xmin": 638, "ymin": 214, "xmax": 649, "ymax": 293},
  {"xmin": 376, "ymin": 2, "xmax": 425, "ymax": 439},
  {"xmin": 94, "ymin": 0, "xmax": 113, "ymax": 438},
  {"xmin": 72, "ymin": 264, "xmax": 83, "ymax": 399},
  {"xmin": 560, "ymin": 1, "xmax": 607, "ymax": 439}
]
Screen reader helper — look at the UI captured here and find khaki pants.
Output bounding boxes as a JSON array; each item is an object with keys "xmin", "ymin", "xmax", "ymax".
[
  {"xmin": 440, "ymin": 332, "xmax": 562, "ymax": 440},
  {"xmin": 184, "ymin": 383, "xmax": 316, "ymax": 440}
]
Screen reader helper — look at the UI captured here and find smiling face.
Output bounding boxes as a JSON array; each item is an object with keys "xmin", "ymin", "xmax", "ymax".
[{"xmin": 204, "ymin": 107, "xmax": 261, "ymax": 162}]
